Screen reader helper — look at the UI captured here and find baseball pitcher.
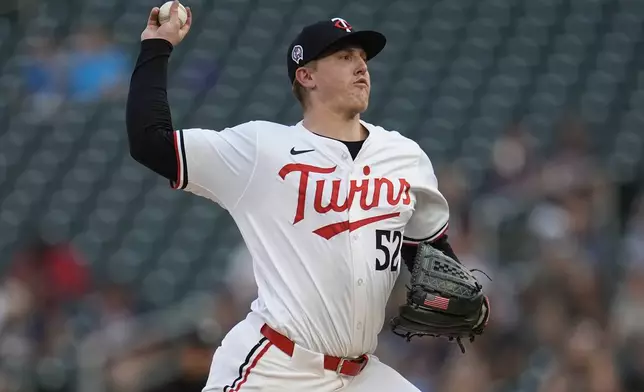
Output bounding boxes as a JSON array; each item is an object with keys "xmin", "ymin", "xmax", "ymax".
[{"xmin": 126, "ymin": 2, "xmax": 490, "ymax": 391}]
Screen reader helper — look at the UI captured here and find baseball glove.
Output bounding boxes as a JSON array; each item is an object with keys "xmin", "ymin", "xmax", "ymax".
[{"xmin": 390, "ymin": 241, "xmax": 490, "ymax": 353}]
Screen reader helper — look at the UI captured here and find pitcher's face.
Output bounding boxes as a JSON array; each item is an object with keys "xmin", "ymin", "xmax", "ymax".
[{"xmin": 310, "ymin": 46, "xmax": 371, "ymax": 115}]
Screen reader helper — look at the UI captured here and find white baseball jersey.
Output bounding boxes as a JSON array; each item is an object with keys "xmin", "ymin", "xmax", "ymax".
[{"xmin": 171, "ymin": 120, "xmax": 449, "ymax": 358}]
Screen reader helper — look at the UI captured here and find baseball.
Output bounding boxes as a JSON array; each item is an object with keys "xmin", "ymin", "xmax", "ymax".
[{"xmin": 158, "ymin": 1, "xmax": 188, "ymax": 27}]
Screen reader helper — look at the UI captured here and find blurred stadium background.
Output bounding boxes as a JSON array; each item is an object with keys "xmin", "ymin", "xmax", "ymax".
[{"xmin": 0, "ymin": 0, "xmax": 643, "ymax": 391}]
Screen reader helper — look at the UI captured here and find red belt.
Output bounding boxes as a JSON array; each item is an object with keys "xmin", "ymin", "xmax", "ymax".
[{"xmin": 260, "ymin": 323, "xmax": 368, "ymax": 377}]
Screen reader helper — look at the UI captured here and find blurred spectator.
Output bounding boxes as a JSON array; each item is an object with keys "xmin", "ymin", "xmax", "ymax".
[
  {"xmin": 23, "ymin": 36, "xmax": 66, "ymax": 120},
  {"xmin": 624, "ymin": 194, "xmax": 644, "ymax": 268},
  {"xmin": 22, "ymin": 25, "xmax": 128, "ymax": 123},
  {"xmin": 83, "ymin": 283, "xmax": 138, "ymax": 353},
  {"xmin": 620, "ymin": 335, "xmax": 644, "ymax": 392},
  {"xmin": 107, "ymin": 344, "xmax": 166, "ymax": 392},
  {"xmin": 65, "ymin": 26, "xmax": 128, "ymax": 102},
  {"xmin": 0, "ymin": 236, "xmax": 92, "ymax": 392},
  {"xmin": 440, "ymin": 351, "xmax": 491, "ymax": 392},
  {"xmin": 8, "ymin": 236, "xmax": 91, "ymax": 312},
  {"xmin": 611, "ymin": 264, "xmax": 644, "ymax": 343},
  {"xmin": 484, "ymin": 122, "xmax": 540, "ymax": 196},
  {"xmin": 24, "ymin": 37, "xmax": 64, "ymax": 96},
  {"xmin": 145, "ymin": 332, "xmax": 213, "ymax": 392},
  {"xmin": 541, "ymin": 114, "xmax": 598, "ymax": 198}
]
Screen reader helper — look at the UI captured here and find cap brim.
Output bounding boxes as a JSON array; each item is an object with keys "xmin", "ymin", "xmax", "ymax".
[{"xmin": 316, "ymin": 30, "xmax": 387, "ymax": 62}]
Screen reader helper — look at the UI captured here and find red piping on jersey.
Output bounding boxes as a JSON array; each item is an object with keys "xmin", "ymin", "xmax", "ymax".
[
  {"xmin": 171, "ymin": 131, "xmax": 182, "ymax": 189},
  {"xmin": 232, "ymin": 342, "xmax": 272, "ymax": 391},
  {"xmin": 403, "ymin": 222, "xmax": 449, "ymax": 245},
  {"xmin": 431, "ymin": 223, "xmax": 449, "ymax": 242},
  {"xmin": 313, "ymin": 212, "xmax": 401, "ymax": 240}
]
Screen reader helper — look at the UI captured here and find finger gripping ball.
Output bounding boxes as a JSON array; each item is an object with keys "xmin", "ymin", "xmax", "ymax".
[{"xmin": 158, "ymin": 1, "xmax": 187, "ymax": 27}]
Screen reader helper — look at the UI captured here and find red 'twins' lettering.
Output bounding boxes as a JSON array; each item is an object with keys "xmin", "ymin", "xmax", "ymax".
[{"xmin": 279, "ymin": 164, "xmax": 411, "ymax": 225}]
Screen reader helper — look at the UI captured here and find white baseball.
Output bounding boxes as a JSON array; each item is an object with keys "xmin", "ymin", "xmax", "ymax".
[{"xmin": 158, "ymin": 1, "xmax": 188, "ymax": 27}]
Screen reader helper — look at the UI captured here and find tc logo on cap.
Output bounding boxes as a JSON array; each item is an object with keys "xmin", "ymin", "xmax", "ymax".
[
  {"xmin": 291, "ymin": 45, "xmax": 304, "ymax": 64},
  {"xmin": 332, "ymin": 17, "xmax": 352, "ymax": 32}
]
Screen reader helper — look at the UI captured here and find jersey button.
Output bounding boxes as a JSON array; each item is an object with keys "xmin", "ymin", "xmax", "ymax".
[
  {"xmin": 357, "ymin": 278, "xmax": 363, "ymax": 286},
  {"xmin": 342, "ymin": 152, "xmax": 348, "ymax": 160},
  {"xmin": 356, "ymin": 322, "xmax": 362, "ymax": 330}
]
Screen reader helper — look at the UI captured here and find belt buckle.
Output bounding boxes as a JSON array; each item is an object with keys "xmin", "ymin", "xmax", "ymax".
[{"xmin": 335, "ymin": 358, "xmax": 347, "ymax": 374}]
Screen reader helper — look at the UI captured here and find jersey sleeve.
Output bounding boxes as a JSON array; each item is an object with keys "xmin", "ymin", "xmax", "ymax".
[
  {"xmin": 403, "ymin": 148, "xmax": 450, "ymax": 245},
  {"xmin": 171, "ymin": 121, "xmax": 259, "ymax": 210}
]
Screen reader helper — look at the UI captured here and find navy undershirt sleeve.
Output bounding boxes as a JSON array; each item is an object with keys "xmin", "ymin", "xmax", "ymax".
[{"xmin": 126, "ymin": 39, "xmax": 177, "ymax": 181}]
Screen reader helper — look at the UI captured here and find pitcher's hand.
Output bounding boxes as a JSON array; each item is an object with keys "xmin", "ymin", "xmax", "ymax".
[{"xmin": 141, "ymin": 1, "xmax": 192, "ymax": 46}]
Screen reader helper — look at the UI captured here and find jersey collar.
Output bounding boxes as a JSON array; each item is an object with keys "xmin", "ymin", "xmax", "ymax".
[{"xmin": 295, "ymin": 119, "xmax": 380, "ymax": 143}]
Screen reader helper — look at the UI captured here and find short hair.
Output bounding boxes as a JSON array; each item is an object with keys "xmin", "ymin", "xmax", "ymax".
[{"xmin": 293, "ymin": 80, "xmax": 307, "ymax": 108}]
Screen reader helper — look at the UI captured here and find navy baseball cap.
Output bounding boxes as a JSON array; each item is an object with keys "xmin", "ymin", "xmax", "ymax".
[{"xmin": 287, "ymin": 18, "xmax": 387, "ymax": 84}]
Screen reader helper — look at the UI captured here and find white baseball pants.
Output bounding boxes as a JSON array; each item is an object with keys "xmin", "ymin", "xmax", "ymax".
[{"xmin": 201, "ymin": 312, "xmax": 421, "ymax": 392}]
